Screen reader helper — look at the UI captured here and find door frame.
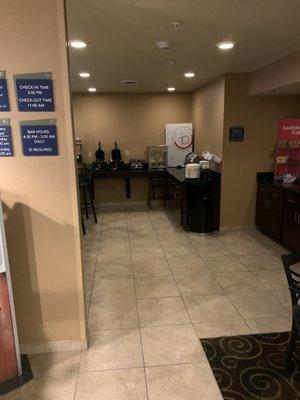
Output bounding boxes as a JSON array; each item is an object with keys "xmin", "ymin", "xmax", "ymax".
[{"xmin": 0, "ymin": 202, "xmax": 22, "ymax": 377}]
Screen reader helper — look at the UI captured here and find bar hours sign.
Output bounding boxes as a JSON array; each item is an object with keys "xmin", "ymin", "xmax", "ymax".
[
  {"xmin": 0, "ymin": 71, "xmax": 10, "ymax": 111},
  {"xmin": 14, "ymin": 72, "xmax": 54, "ymax": 111},
  {"xmin": 0, "ymin": 118, "xmax": 13, "ymax": 157},
  {"xmin": 20, "ymin": 119, "xmax": 58, "ymax": 156}
]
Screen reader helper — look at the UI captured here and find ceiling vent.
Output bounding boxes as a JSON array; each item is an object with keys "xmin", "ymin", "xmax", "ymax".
[
  {"xmin": 121, "ymin": 80, "xmax": 139, "ymax": 85},
  {"xmin": 156, "ymin": 41, "xmax": 171, "ymax": 51}
]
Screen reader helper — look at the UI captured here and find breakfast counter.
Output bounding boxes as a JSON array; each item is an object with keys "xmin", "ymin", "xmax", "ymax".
[{"xmin": 91, "ymin": 165, "xmax": 221, "ymax": 233}]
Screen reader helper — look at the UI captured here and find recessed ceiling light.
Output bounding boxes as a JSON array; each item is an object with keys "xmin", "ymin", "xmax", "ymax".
[
  {"xmin": 88, "ymin": 87, "xmax": 97, "ymax": 92},
  {"xmin": 156, "ymin": 41, "xmax": 171, "ymax": 51},
  {"xmin": 69, "ymin": 40, "xmax": 88, "ymax": 49},
  {"xmin": 79, "ymin": 72, "xmax": 90, "ymax": 78},
  {"xmin": 217, "ymin": 41, "xmax": 235, "ymax": 50},
  {"xmin": 184, "ymin": 72, "xmax": 195, "ymax": 78},
  {"xmin": 167, "ymin": 87, "xmax": 176, "ymax": 92}
]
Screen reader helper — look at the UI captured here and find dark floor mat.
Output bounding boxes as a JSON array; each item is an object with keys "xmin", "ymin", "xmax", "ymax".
[{"xmin": 201, "ymin": 332, "xmax": 300, "ymax": 400}]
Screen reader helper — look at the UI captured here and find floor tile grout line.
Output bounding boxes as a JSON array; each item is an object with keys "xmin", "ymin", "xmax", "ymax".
[
  {"xmin": 75, "ymin": 213, "xmax": 103, "ymax": 400},
  {"xmin": 88, "ymin": 321, "xmax": 197, "ymax": 333},
  {"xmin": 185, "ymin": 230, "xmax": 278, "ymax": 334},
  {"xmin": 79, "ymin": 213, "xmax": 103, "ymax": 393},
  {"xmin": 78, "ymin": 360, "xmax": 208, "ymax": 375},
  {"xmin": 78, "ymin": 366, "xmax": 146, "ymax": 375},
  {"xmin": 147, "ymin": 213, "xmax": 204, "ymax": 343},
  {"xmin": 246, "ymin": 269, "xmax": 292, "ymax": 314},
  {"xmin": 72, "ymin": 366, "xmax": 81, "ymax": 400},
  {"xmin": 125, "ymin": 212, "xmax": 150, "ymax": 400},
  {"xmin": 200, "ymin": 230, "xmax": 287, "ymax": 332},
  {"xmin": 86, "ymin": 215, "xmax": 103, "ymax": 311},
  {"xmin": 185, "ymin": 234, "xmax": 228, "ymax": 297}
]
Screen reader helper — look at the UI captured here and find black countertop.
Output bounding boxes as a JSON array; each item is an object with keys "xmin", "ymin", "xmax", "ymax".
[
  {"xmin": 167, "ymin": 167, "xmax": 221, "ymax": 185},
  {"xmin": 92, "ymin": 164, "xmax": 220, "ymax": 185},
  {"xmin": 166, "ymin": 167, "xmax": 186, "ymax": 182},
  {"xmin": 257, "ymin": 172, "xmax": 300, "ymax": 194}
]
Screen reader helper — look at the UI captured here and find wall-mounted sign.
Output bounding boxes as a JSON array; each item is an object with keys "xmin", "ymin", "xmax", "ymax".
[
  {"xmin": 275, "ymin": 119, "xmax": 300, "ymax": 181},
  {"xmin": 0, "ymin": 71, "xmax": 10, "ymax": 111},
  {"xmin": 166, "ymin": 123, "xmax": 193, "ymax": 167},
  {"xmin": 14, "ymin": 72, "xmax": 54, "ymax": 112},
  {"xmin": 229, "ymin": 126, "xmax": 245, "ymax": 142},
  {"xmin": 20, "ymin": 119, "xmax": 58, "ymax": 156},
  {"xmin": 0, "ymin": 118, "xmax": 13, "ymax": 157}
]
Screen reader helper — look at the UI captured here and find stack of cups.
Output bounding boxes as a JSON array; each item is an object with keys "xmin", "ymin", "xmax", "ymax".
[{"xmin": 185, "ymin": 163, "xmax": 200, "ymax": 179}]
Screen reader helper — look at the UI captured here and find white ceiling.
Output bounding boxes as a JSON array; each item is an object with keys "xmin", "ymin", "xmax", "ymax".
[{"xmin": 66, "ymin": 0, "xmax": 300, "ymax": 93}]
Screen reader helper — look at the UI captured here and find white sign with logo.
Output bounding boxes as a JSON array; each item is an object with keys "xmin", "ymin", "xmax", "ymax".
[{"xmin": 165, "ymin": 123, "xmax": 193, "ymax": 167}]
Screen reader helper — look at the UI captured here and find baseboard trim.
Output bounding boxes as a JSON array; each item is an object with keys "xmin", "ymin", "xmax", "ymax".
[
  {"xmin": 220, "ymin": 225, "xmax": 256, "ymax": 231},
  {"xmin": 95, "ymin": 200, "xmax": 163, "ymax": 213},
  {"xmin": 20, "ymin": 340, "xmax": 88, "ymax": 354}
]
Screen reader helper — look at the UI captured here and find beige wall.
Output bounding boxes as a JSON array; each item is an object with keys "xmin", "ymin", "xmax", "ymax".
[
  {"xmin": 249, "ymin": 51, "xmax": 300, "ymax": 95},
  {"xmin": 221, "ymin": 73, "xmax": 300, "ymax": 227},
  {"xmin": 192, "ymin": 77, "xmax": 225, "ymax": 157},
  {"xmin": 0, "ymin": 0, "xmax": 86, "ymax": 348},
  {"xmin": 72, "ymin": 92, "xmax": 192, "ymax": 202},
  {"xmin": 72, "ymin": 71, "xmax": 299, "ymax": 226}
]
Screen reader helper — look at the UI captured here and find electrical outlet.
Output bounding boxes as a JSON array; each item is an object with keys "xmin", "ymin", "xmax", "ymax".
[
  {"xmin": 88, "ymin": 151, "xmax": 93, "ymax": 158},
  {"xmin": 125, "ymin": 150, "xmax": 130, "ymax": 157}
]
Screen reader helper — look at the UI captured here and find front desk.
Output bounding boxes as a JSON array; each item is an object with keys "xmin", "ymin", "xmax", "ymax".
[{"xmin": 92, "ymin": 166, "xmax": 221, "ymax": 234}]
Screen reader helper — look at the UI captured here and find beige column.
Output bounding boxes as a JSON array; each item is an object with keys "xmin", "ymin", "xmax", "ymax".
[{"xmin": 0, "ymin": 0, "xmax": 87, "ymax": 352}]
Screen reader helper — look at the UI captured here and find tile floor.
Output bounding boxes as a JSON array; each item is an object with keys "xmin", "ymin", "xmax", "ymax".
[{"xmin": 4, "ymin": 210, "xmax": 293, "ymax": 399}]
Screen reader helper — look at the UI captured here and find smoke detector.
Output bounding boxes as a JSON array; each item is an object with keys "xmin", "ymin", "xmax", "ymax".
[
  {"xmin": 156, "ymin": 41, "xmax": 171, "ymax": 51},
  {"xmin": 172, "ymin": 21, "xmax": 183, "ymax": 31}
]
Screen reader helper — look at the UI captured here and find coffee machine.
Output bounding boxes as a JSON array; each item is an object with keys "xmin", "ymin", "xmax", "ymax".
[
  {"xmin": 94, "ymin": 142, "xmax": 107, "ymax": 171},
  {"xmin": 110, "ymin": 142, "xmax": 124, "ymax": 170}
]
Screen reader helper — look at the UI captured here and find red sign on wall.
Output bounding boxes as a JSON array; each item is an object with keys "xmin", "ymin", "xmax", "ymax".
[
  {"xmin": 278, "ymin": 119, "xmax": 300, "ymax": 140},
  {"xmin": 275, "ymin": 119, "xmax": 300, "ymax": 181}
]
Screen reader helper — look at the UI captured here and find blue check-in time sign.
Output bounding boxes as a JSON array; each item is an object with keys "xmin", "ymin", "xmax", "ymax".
[
  {"xmin": 0, "ymin": 71, "xmax": 10, "ymax": 111},
  {"xmin": 20, "ymin": 119, "xmax": 58, "ymax": 156},
  {"xmin": 0, "ymin": 119, "xmax": 13, "ymax": 157},
  {"xmin": 14, "ymin": 72, "xmax": 54, "ymax": 112}
]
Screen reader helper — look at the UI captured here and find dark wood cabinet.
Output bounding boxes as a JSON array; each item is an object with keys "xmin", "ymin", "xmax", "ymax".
[
  {"xmin": 167, "ymin": 171, "xmax": 220, "ymax": 233},
  {"xmin": 256, "ymin": 176, "xmax": 300, "ymax": 251},
  {"xmin": 172, "ymin": 181, "xmax": 182, "ymax": 225},
  {"xmin": 255, "ymin": 190, "xmax": 270, "ymax": 233},
  {"xmin": 281, "ymin": 193, "xmax": 300, "ymax": 251},
  {"xmin": 255, "ymin": 183, "xmax": 283, "ymax": 240},
  {"xmin": 267, "ymin": 198, "xmax": 284, "ymax": 240}
]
